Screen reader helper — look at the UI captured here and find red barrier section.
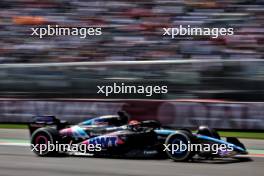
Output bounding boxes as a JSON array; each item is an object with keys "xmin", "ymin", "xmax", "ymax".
[{"xmin": 0, "ymin": 98, "xmax": 263, "ymax": 130}]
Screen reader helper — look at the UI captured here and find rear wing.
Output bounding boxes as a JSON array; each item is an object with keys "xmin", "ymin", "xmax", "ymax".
[{"xmin": 28, "ymin": 116, "xmax": 68, "ymax": 135}]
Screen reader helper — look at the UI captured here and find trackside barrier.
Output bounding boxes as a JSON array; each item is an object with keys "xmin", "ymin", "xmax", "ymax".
[{"xmin": 0, "ymin": 99, "xmax": 263, "ymax": 130}]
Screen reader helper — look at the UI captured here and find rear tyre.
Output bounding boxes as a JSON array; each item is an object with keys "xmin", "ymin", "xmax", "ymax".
[
  {"xmin": 165, "ymin": 130, "xmax": 195, "ymax": 162},
  {"xmin": 31, "ymin": 127, "xmax": 60, "ymax": 156}
]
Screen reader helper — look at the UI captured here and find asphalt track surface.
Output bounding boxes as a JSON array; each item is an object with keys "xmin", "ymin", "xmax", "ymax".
[{"xmin": 0, "ymin": 129, "xmax": 264, "ymax": 176}]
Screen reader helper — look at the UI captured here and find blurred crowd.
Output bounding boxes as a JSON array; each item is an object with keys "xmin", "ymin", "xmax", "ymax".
[{"xmin": 0, "ymin": 0, "xmax": 263, "ymax": 63}]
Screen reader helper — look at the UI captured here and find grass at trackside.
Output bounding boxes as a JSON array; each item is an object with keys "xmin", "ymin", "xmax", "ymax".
[
  {"xmin": 0, "ymin": 123, "xmax": 263, "ymax": 139},
  {"xmin": 0, "ymin": 124, "xmax": 28, "ymax": 129},
  {"xmin": 218, "ymin": 131, "xmax": 264, "ymax": 140}
]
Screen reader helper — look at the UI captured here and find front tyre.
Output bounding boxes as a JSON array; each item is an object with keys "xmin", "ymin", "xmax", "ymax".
[
  {"xmin": 165, "ymin": 130, "xmax": 195, "ymax": 162},
  {"xmin": 31, "ymin": 127, "xmax": 60, "ymax": 156}
]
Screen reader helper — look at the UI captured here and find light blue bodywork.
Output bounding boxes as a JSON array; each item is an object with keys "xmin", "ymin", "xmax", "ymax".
[{"xmin": 154, "ymin": 129, "xmax": 246, "ymax": 153}]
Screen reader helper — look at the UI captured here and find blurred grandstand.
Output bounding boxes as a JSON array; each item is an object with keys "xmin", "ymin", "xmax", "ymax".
[
  {"xmin": 0, "ymin": 0, "xmax": 263, "ymax": 63},
  {"xmin": 0, "ymin": 0, "xmax": 263, "ymax": 101}
]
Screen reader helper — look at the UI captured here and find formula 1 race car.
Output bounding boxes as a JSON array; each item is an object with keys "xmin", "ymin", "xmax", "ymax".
[{"xmin": 29, "ymin": 111, "xmax": 248, "ymax": 161}]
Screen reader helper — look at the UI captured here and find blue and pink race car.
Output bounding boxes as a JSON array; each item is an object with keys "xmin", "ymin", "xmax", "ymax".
[{"xmin": 29, "ymin": 111, "xmax": 248, "ymax": 161}]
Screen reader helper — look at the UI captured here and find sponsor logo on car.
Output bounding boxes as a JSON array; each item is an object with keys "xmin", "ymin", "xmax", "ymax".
[{"xmin": 85, "ymin": 136, "xmax": 124, "ymax": 147}]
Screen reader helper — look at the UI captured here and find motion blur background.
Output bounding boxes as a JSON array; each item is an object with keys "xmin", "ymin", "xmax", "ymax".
[
  {"xmin": 0, "ymin": 0, "xmax": 263, "ymax": 63},
  {"xmin": 0, "ymin": 0, "xmax": 263, "ymax": 129}
]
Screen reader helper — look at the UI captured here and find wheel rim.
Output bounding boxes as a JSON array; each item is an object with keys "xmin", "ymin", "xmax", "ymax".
[
  {"xmin": 165, "ymin": 132, "xmax": 192, "ymax": 161},
  {"xmin": 33, "ymin": 134, "xmax": 49, "ymax": 155},
  {"xmin": 170, "ymin": 134, "xmax": 189, "ymax": 158}
]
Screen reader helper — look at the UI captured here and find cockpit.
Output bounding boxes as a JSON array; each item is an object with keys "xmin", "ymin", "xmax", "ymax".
[{"xmin": 79, "ymin": 111, "xmax": 130, "ymax": 127}]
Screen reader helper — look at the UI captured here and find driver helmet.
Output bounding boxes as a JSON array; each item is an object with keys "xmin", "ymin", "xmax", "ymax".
[{"xmin": 128, "ymin": 120, "xmax": 140, "ymax": 125}]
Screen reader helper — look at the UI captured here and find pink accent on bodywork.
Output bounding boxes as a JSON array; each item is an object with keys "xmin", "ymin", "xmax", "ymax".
[{"xmin": 60, "ymin": 127, "xmax": 73, "ymax": 136}]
